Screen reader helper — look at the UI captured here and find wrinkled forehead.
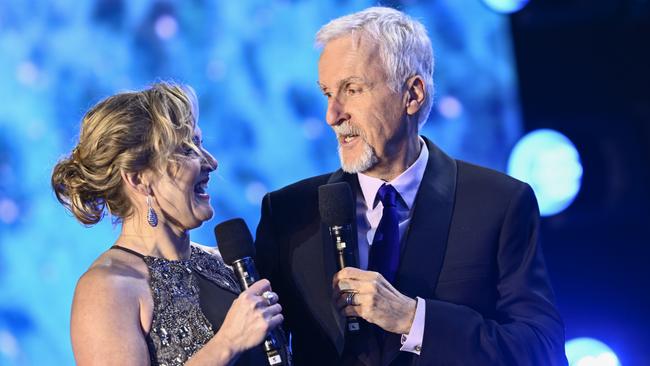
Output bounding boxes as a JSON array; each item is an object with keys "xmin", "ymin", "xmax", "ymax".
[
  {"xmin": 318, "ymin": 34, "xmax": 386, "ymax": 85},
  {"xmin": 319, "ymin": 33, "xmax": 380, "ymax": 63}
]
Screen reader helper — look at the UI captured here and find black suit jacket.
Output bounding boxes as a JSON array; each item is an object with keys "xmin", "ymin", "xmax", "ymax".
[{"xmin": 254, "ymin": 137, "xmax": 567, "ymax": 366}]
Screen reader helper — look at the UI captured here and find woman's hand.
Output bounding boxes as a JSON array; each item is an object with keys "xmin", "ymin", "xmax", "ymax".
[{"xmin": 214, "ymin": 279, "xmax": 283, "ymax": 356}]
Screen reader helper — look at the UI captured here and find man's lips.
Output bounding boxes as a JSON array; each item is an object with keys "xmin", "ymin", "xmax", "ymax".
[{"xmin": 338, "ymin": 134, "xmax": 360, "ymax": 145}]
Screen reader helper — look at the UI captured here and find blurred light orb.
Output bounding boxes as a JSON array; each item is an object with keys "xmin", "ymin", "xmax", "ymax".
[
  {"xmin": 155, "ymin": 15, "xmax": 178, "ymax": 40},
  {"xmin": 565, "ymin": 338, "xmax": 620, "ymax": 366},
  {"xmin": 0, "ymin": 198, "xmax": 20, "ymax": 224},
  {"xmin": 303, "ymin": 117, "xmax": 325, "ymax": 140},
  {"xmin": 16, "ymin": 61, "xmax": 39, "ymax": 85},
  {"xmin": 438, "ymin": 96, "xmax": 463, "ymax": 119},
  {"xmin": 482, "ymin": 0, "xmax": 529, "ymax": 14},
  {"xmin": 507, "ymin": 129, "xmax": 582, "ymax": 216},
  {"xmin": 245, "ymin": 181, "xmax": 268, "ymax": 205},
  {"xmin": 0, "ymin": 329, "xmax": 19, "ymax": 358}
]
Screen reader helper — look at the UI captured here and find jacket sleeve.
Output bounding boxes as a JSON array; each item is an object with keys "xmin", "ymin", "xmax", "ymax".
[
  {"xmin": 416, "ymin": 184, "xmax": 567, "ymax": 366},
  {"xmin": 254, "ymin": 192, "xmax": 295, "ymax": 351},
  {"xmin": 254, "ymin": 192, "xmax": 281, "ymax": 292}
]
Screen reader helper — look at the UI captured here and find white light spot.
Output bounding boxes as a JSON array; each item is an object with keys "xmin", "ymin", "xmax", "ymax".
[
  {"xmin": 0, "ymin": 330, "xmax": 19, "ymax": 358},
  {"xmin": 245, "ymin": 182, "xmax": 268, "ymax": 205},
  {"xmin": 438, "ymin": 96, "xmax": 463, "ymax": 119},
  {"xmin": 482, "ymin": 0, "xmax": 530, "ymax": 14},
  {"xmin": 16, "ymin": 61, "xmax": 39, "ymax": 85},
  {"xmin": 566, "ymin": 338, "xmax": 620, "ymax": 366},
  {"xmin": 303, "ymin": 118, "xmax": 324, "ymax": 140},
  {"xmin": 507, "ymin": 129, "xmax": 583, "ymax": 216},
  {"xmin": 155, "ymin": 15, "xmax": 178, "ymax": 40},
  {"xmin": 0, "ymin": 198, "xmax": 20, "ymax": 224}
]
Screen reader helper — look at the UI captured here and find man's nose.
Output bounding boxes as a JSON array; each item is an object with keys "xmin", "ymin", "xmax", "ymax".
[{"xmin": 325, "ymin": 97, "xmax": 349, "ymax": 126}]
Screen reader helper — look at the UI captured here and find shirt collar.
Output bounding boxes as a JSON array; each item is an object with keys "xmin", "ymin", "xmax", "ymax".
[{"xmin": 358, "ymin": 137, "xmax": 429, "ymax": 210}]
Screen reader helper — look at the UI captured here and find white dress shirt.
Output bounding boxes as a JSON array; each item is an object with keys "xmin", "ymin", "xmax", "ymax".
[{"xmin": 355, "ymin": 137, "xmax": 429, "ymax": 355}]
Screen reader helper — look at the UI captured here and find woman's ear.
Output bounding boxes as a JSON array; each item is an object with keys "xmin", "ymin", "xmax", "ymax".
[
  {"xmin": 121, "ymin": 170, "xmax": 152, "ymax": 197},
  {"xmin": 404, "ymin": 75, "xmax": 426, "ymax": 116}
]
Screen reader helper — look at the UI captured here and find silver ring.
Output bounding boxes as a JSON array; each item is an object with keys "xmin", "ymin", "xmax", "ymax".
[
  {"xmin": 262, "ymin": 291, "xmax": 275, "ymax": 306},
  {"xmin": 345, "ymin": 292, "xmax": 358, "ymax": 306}
]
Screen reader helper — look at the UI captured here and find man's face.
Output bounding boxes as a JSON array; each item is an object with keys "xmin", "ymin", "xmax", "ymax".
[{"xmin": 318, "ymin": 35, "xmax": 409, "ymax": 174}]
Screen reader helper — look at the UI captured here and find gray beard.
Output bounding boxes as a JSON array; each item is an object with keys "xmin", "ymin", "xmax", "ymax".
[{"xmin": 338, "ymin": 139, "xmax": 378, "ymax": 174}]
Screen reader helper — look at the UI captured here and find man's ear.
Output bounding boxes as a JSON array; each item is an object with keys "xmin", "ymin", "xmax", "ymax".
[
  {"xmin": 121, "ymin": 169, "xmax": 152, "ymax": 197},
  {"xmin": 404, "ymin": 75, "xmax": 426, "ymax": 116}
]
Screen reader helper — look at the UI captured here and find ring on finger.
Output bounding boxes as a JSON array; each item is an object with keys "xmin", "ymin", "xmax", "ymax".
[
  {"xmin": 262, "ymin": 291, "xmax": 275, "ymax": 306},
  {"xmin": 345, "ymin": 291, "xmax": 359, "ymax": 306}
]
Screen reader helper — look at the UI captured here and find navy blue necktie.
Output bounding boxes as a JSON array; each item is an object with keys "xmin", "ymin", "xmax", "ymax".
[{"xmin": 369, "ymin": 184, "xmax": 400, "ymax": 284}]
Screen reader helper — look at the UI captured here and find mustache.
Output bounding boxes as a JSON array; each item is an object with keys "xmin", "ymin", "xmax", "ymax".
[{"xmin": 333, "ymin": 121, "xmax": 364, "ymax": 139}]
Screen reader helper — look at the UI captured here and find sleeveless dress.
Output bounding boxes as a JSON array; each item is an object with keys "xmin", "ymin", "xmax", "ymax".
[{"xmin": 110, "ymin": 245, "xmax": 266, "ymax": 366}]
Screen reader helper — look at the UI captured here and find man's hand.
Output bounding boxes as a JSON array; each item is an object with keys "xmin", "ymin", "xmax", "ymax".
[{"xmin": 333, "ymin": 267, "xmax": 416, "ymax": 334}]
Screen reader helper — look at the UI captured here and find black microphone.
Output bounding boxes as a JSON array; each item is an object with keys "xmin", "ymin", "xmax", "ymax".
[
  {"xmin": 318, "ymin": 182, "xmax": 360, "ymax": 333},
  {"xmin": 216, "ymin": 218, "xmax": 290, "ymax": 366}
]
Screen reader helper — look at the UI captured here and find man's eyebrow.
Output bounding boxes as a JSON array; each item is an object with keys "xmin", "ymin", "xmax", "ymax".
[{"xmin": 318, "ymin": 76, "xmax": 367, "ymax": 92}]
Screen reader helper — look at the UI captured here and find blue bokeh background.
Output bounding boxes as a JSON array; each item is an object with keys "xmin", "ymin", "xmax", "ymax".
[{"xmin": 0, "ymin": 0, "xmax": 523, "ymax": 364}]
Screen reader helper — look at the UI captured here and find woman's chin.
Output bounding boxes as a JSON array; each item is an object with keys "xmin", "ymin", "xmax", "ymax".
[
  {"xmin": 196, "ymin": 207, "xmax": 214, "ymax": 224},
  {"xmin": 183, "ymin": 206, "xmax": 214, "ymax": 230}
]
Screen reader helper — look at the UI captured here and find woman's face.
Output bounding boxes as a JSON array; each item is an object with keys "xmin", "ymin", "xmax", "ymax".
[{"xmin": 151, "ymin": 125, "xmax": 217, "ymax": 231}]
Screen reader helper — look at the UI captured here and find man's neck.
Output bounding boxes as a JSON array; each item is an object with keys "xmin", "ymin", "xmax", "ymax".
[{"xmin": 363, "ymin": 136, "xmax": 422, "ymax": 182}]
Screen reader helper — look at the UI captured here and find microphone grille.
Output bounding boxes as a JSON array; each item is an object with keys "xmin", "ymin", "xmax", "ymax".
[
  {"xmin": 318, "ymin": 182, "xmax": 354, "ymax": 226},
  {"xmin": 214, "ymin": 218, "xmax": 255, "ymax": 265}
]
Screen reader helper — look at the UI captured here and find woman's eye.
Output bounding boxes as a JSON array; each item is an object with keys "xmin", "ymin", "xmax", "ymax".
[{"xmin": 184, "ymin": 144, "xmax": 199, "ymax": 156}]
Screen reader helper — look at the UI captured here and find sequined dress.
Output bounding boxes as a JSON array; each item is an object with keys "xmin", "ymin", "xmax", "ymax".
[{"xmin": 110, "ymin": 245, "xmax": 265, "ymax": 366}]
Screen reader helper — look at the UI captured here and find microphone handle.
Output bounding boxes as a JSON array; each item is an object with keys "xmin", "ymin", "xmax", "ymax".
[
  {"xmin": 329, "ymin": 225, "xmax": 361, "ymax": 333},
  {"xmin": 231, "ymin": 257, "xmax": 260, "ymax": 289},
  {"xmin": 231, "ymin": 258, "xmax": 291, "ymax": 366}
]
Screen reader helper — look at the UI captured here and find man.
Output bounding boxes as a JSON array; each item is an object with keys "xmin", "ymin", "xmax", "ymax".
[{"xmin": 255, "ymin": 7, "xmax": 567, "ymax": 366}]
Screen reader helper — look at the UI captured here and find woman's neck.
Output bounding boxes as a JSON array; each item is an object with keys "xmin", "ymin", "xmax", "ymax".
[{"xmin": 117, "ymin": 216, "xmax": 191, "ymax": 260}]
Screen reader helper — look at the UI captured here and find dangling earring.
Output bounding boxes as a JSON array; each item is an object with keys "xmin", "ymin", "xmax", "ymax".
[{"xmin": 146, "ymin": 195, "xmax": 158, "ymax": 227}]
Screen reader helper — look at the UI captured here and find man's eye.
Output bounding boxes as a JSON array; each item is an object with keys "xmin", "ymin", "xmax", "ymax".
[{"xmin": 346, "ymin": 87, "xmax": 360, "ymax": 96}]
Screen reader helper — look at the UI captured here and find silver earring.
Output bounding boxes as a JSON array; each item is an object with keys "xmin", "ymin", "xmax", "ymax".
[{"xmin": 146, "ymin": 195, "xmax": 158, "ymax": 227}]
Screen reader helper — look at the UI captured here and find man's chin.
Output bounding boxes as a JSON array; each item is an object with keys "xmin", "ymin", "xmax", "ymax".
[
  {"xmin": 338, "ymin": 140, "xmax": 378, "ymax": 174},
  {"xmin": 340, "ymin": 156, "xmax": 375, "ymax": 174}
]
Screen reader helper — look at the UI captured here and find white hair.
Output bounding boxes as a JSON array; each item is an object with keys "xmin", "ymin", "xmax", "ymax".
[{"xmin": 316, "ymin": 6, "xmax": 435, "ymax": 129}]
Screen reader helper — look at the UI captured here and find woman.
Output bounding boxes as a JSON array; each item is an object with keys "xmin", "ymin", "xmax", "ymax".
[{"xmin": 52, "ymin": 82, "xmax": 282, "ymax": 365}]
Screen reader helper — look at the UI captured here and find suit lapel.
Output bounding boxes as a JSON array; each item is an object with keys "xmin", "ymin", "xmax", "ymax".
[
  {"xmin": 290, "ymin": 170, "xmax": 360, "ymax": 356},
  {"xmin": 290, "ymin": 137, "xmax": 458, "ymax": 365},
  {"xmin": 382, "ymin": 136, "xmax": 458, "ymax": 365}
]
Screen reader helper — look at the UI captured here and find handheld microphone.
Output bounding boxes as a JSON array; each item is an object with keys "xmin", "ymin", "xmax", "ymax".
[
  {"xmin": 318, "ymin": 182, "xmax": 360, "ymax": 333},
  {"xmin": 216, "ymin": 218, "xmax": 290, "ymax": 366}
]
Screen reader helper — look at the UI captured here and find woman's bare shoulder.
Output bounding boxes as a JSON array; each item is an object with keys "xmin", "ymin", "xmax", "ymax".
[
  {"xmin": 74, "ymin": 250, "xmax": 149, "ymax": 313},
  {"xmin": 82, "ymin": 249, "xmax": 147, "ymax": 288},
  {"xmin": 71, "ymin": 249, "xmax": 152, "ymax": 363}
]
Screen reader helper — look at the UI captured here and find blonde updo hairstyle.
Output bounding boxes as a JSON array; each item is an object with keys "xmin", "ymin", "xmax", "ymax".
[{"xmin": 51, "ymin": 82, "xmax": 208, "ymax": 225}]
